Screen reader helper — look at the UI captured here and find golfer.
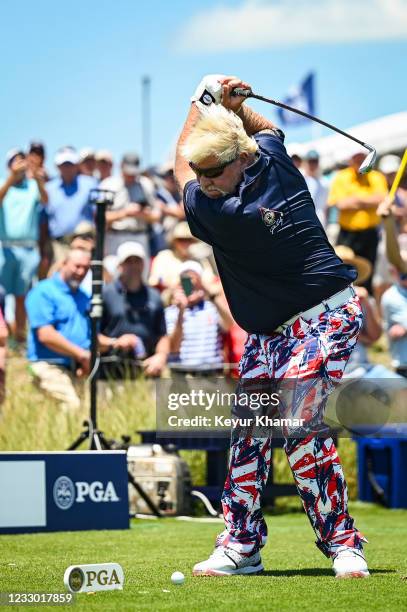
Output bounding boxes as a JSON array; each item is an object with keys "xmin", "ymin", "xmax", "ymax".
[{"xmin": 175, "ymin": 75, "xmax": 369, "ymax": 578}]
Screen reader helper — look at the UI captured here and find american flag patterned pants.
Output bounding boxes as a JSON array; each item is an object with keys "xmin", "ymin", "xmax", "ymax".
[{"xmin": 221, "ymin": 295, "xmax": 367, "ymax": 558}]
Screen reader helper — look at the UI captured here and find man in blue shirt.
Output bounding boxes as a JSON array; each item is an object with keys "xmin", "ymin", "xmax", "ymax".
[
  {"xmin": 0, "ymin": 149, "xmax": 48, "ymax": 342},
  {"xmin": 99, "ymin": 241, "xmax": 169, "ymax": 378},
  {"xmin": 175, "ymin": 75, "xmax": 368, "ymax": 578},
  {"xmin": 26, "ymin": 248, "xmax": 91, "ymax": 410},
  {"xmin": 46, "ymin": 147, "xmax": 96, "ymax": 265}
]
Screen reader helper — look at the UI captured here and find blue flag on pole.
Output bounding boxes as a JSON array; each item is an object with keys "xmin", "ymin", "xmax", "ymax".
[{"xmin": 277, "ymin": 73, "xmax": 315, "ymax": 126}]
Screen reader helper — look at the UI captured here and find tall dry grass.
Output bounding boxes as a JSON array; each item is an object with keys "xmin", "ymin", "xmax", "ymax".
[{"xmin": 0, "ymin": 354, "xmax": 357, "ymax": 498}]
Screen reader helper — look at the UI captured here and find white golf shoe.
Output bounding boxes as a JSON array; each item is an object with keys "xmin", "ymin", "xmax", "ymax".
[
  {"xmin": 193, "ymin": 547, "xmax": 264, "ymax": 576},
  {"xmin": 332, "ymin": 547, "xmax": 370, "ymax": 578},
  {"xmin": 215, "ymin": 529, "xmax": 267, "ymax": 549}
]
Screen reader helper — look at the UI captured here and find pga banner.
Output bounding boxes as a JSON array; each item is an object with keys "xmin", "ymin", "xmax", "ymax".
[{"xmin": 0, "ymin": 451, "xmax": 129, "ymax": 534}]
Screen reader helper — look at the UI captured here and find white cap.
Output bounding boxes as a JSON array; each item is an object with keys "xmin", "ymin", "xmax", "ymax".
[
  {"xmin": 103, "ymin": 254, "xmax": 119, "ymax": 277},
  {"xmin": 5, "ymin": 148, "xmax": 25, "ymax": 167},
  {"xmin": 54, "ymin": 147, "xmax": 80, "ymax": 166},
  {"xmin": 95, "ymin": 149, "xmax": 113, "ymax": 163},
  {"xmin": 378, "ymin": 154, "xmax": 401, "ymax": 174},
  {"xmin": 179, "ymin": 260, "xmax": 203, "ymax": 277},
  {"xmin": 79, "ymin": 147, "xmax": 95, "ymax": 162},
  {"xmin": 117, "ymin": 241, "xmax": 146, "ymax": 264}
]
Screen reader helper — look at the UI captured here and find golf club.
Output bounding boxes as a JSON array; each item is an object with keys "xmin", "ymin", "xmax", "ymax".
[
  {"xmin": 232, "ymin": 87, "xmax": 377, "ymax": 173},
  {"xmin": 388, "ymin": 148, "xmax": 407, "ymax": 201}
]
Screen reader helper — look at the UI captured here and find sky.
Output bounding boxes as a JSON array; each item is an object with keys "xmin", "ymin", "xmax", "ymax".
[{"xmin": 1, "ymin": 0, "xmax": 406, "ymax": 171}]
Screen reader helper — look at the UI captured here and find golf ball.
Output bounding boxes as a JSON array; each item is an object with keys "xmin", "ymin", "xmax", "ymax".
[{"xmin": 171, "ymin": 571, "xmax": 185, "ymax": 585}]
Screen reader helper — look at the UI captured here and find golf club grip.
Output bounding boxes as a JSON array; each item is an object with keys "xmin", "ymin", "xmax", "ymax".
[
  {"xmin": 389, "ymin": 148, "xmax": 407, "ymax": 200},
  {"xmin": 231, "ymin": 88, "xmax": 252, "ymax": 98}
]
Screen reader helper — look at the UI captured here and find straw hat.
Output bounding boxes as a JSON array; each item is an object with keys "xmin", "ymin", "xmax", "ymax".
[
  {"xmin": 335, "ymin": 245, "xmax": 372, "ymax": 285},
  {"xmin": 170, "ymin": 221, "xmax": 197, "ymax": 243}
]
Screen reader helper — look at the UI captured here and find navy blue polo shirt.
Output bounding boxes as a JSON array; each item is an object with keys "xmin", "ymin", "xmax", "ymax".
[
  {"xmin": 184, "ymin": 130, "xmax": 356, "ymax": 334},
  {"xmin": 101, "ymin": 280, "xmax": 167, "ymax": 356},
  {"xmin": 26, "ymin": 273, "xmax": 90, "ymax": 366}
]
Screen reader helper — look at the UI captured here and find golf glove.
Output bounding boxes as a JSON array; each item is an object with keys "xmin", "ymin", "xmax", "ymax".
[{"xmin": 191, "ymin": 74, "xmax": 225, "ymax": 108}]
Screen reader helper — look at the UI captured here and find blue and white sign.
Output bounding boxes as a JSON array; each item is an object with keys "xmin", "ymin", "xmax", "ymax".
[{"xmin": 0, "ymin": 451, "xmax": 129, "ymax": 534}]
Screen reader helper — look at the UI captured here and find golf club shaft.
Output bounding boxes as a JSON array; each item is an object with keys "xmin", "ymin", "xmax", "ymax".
[
  {"xmin": 389, "ymin": 148, "xmax": 407, "ymax": 201},
  {"xmin": 232, "ymin": 88, "xmax": 374, "ymax": 153}
]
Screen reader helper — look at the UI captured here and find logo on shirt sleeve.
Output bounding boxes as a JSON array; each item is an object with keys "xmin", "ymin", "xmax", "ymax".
[{"xmin": 259, "ymin": 208, "xmax": 283, "ymax": 234}]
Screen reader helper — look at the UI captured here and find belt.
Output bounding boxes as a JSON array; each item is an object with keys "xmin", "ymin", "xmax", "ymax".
[
  {"xmin": 108, "ymin": 228, "xmax": 148, "ymax": 235},
  {"xmin": 1, "ymin": 240, "xmax": 38, "ymax": 248},
  {"xmin": 274, "ymin": 285, "xmax": 356, "ymax": 334},
  {"xmin": 170, "ymin": 367, "xmax": 224, "ymax": 377}
]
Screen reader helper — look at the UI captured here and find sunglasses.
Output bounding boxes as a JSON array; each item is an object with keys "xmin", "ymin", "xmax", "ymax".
[
  {"xmin": 400, "ymin": 272, "xmax": 407, "ymax": 281},
  {"xmin": 189, "ymin": 156, "xmax": 238, "ymax": 179}
]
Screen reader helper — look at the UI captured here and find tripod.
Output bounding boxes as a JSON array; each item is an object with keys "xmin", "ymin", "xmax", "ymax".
[{"xmin": 68, "ymin": 188, "xmax": 161, "ymax": 517}]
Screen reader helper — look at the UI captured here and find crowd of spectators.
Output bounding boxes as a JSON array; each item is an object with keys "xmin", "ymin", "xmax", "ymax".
[{"xmin": 0, "ymin": 140, "xmax": 406, "ymax": 410}]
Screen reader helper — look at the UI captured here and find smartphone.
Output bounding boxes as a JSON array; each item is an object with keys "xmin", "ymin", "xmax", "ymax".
[{"xmin": 181, "ymin": 275, "xmax": 194, "ymax": 297}]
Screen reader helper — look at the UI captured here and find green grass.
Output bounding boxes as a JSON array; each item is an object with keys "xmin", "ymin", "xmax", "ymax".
[
  {"xmin": 1, "ymin": 349, "xmax": 406, "ymax": 610},
  {"xmin": 0, "ymin": 504, "xmax": 406, "ymax": 611}
]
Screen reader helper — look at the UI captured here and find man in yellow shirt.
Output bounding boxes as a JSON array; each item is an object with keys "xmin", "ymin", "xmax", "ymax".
[{"xmin": 328, "ymin": 150, "xmax": 388, "ymax": 293}]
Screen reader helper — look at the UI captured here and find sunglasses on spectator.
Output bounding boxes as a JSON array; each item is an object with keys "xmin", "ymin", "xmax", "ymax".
[
  {"xmin": 189, "ymin": 156, "xmax": 238, "ymax": 179},
  {"xmin": 400, "ymin": 272, "xmax": 407, "ymax": 281}
]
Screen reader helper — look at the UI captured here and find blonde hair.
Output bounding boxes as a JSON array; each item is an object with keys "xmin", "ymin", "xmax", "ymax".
[{"xmin": 181, "ymin": 105, "xmax": 258, "ymax": 165}]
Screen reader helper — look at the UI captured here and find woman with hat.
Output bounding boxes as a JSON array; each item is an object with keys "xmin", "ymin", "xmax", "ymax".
[{"xmin": 149, "ymin": 221, "xmax": 216, "ymax": 293}]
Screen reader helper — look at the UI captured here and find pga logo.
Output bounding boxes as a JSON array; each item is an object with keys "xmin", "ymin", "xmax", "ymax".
[
  {"xmin": 64, "ymin": 563, "xmax": 124, "ymax": 593},
  {"xmin": 53, "ymin": 475, "xmax": 119, "ymax": 510}
]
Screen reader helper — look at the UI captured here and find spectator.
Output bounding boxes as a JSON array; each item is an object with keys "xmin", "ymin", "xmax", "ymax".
[
  {"xmin": 303, "ymin": 150, "xmax": 329, "ymax": 228},
  {"xmin": 26, "ymin": 141, "xmax": 49, "ymax": 182},
  {"xmin": 155, "ymin": 164, "xmax": 185, "ymax": 239},
  {"xmin": 373, "ymin": 155, "xmax": 407, "ymax": 304},
  {"xmin": 377, "ymin": 196, "xmax": 407, "ymax": 378},
  {"xmin": 46, "ymin": 147, "xmax": 96, "ymax": 264},
  {"xmin": 334, "ymin": 246, "xmax": 381, "ymax": 374},
  {"xmin": 79, "ymin": 148, "xmax": 96, "ymax": 177},
  {"xmin": 0, "ymin": 302, "xmax": 7, "ymax": 404},
  {"xmin": 149, "ymin": 221, "xmax": 216, "ymax": 293},
  {"xmin": 378, "ymin": 195, "xmax": 407, "ymax": 276},
  {"xmin": 147, "ymin": 164, "xmax": 186, "ymax": 255},
  {"xmin": 100, "ymin": 153, "xmax": 161, "ymax": 262},
  {"xmin": 26, "ymin": 141, "xmax": 52, "ymax": 279},
  {"xmin": 165, "ymin": 260, "xmax": 233, "ymax": 372},
  {"xmin": 48, "ymin": 221, "xmax": 95, "ymax": 297},
  {"xmin": 0, "ymin": 149, "xmax": 48, "ymax": 343},
  {"xmin": 99, "ymin": 241, "xmax": 169, "ymax": 378},
  {"xmin": 95, "ymin": 150, "xmax": 113, "ymax": 181},
  {"xmin": 287, "ymin": 145, "xmax": 303, "ymax": 171},
  {"xmin": 327, "ymin": 148, "xmax": 388, "ymax": 293},
  {"xmin": 25, "ymin": 248, "xmax": 91, "ymax": 410},
  {"xmin": 381, "ymin": 264, "xmax": 407, "ymax": 378}
]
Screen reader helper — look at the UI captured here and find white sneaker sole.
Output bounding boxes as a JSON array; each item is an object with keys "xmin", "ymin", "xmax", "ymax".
[
  {"xmin": 335, "ymin": 569, "xmax": 370, "ymax": 579},
  {"xmin": 193, "ymin": 563, "xmax": 264, "ymax": 577}
]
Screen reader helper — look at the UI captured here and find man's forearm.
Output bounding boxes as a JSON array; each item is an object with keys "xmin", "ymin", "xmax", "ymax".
[
  {"xmin": 36, "ymin": 179, "xmax": 48, "ymax": 205},
  {"xmin": 360, "ymin": 194, "xmax": 387, "ymax": 208},
  {"xmin": 0, "ymin": 176, "xmax": 14, "ymax": 204},
  {"xmin": 105, "ymin": 208, "xmax": 128, "ymax": 225},
  {"xmin": 237, "ymin": 104, "xmax": 276, "ymax": 136},
  {"xmin": 38, "ymin": 325, "xmax": 87, "ymax": 360},
  {"xmin": 98, "ymin": 333, "xmax": 116, "ymax": 353},
  {"xmin": 383, "ymin": 215, "xmax": 407, "ymax": 273},
  {"xmin": 155, "ymin": 335, "xmax": 170, "ymax": 358},
  {"xmin": 169, "ymin": 312, "xmax": 184, "ymax": 353},
  {"xmin": 212, "ymin": 294, "xmax": 234, "ymax": 332},
  {"xmin": 174, "ymin": 103, "xmax": 200, "ymax": 192}
]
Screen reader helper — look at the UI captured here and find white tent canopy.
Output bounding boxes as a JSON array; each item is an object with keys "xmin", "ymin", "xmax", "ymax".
[{"xmin": 287, "ymin": 111, "xmax": 407, "ymax": 172}]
